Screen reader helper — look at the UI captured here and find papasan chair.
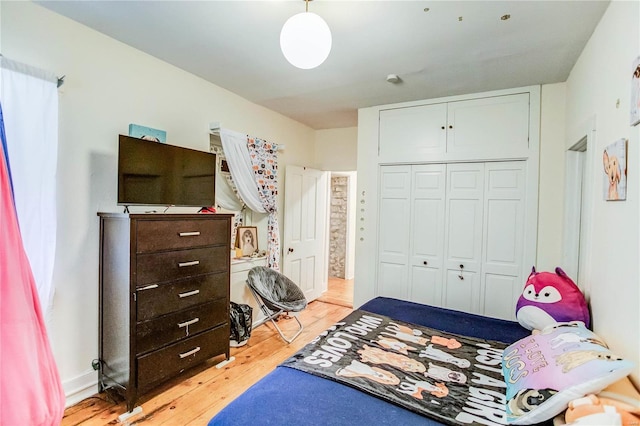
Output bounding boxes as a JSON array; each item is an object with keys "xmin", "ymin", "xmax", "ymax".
[{"xmin": 246, "ymin": 266, "xmax": 308, "ymax": 343}]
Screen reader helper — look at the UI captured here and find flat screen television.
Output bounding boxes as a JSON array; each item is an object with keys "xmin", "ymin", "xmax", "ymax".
[{"xmin": 118, "ymin": 134, "xmax": 216, "ymax": 207}]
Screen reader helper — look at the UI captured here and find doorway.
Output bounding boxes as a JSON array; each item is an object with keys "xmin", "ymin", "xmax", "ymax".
[
  {"xmin": 324, "ymin": 171, "xmax": 356, "ymax": 307},
  {"xmin": 563, "ymin": 118, "xmax": 596, "ymax": 298}
]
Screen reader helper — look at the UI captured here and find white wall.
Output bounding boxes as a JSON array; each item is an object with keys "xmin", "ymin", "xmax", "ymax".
[
  {"xmin": 1, "ymin": 1, "xmax": 316, "ymax": 405},
  {"xmin": 564, "ymin": 0, "xmax": 640, "ymax": 386},
  {"xmin": 314, "ymin": 127, "xmax": 358, "ymax": 171},
  {"xmin": 537, "ymin": 83, "xmax": 567, "ymax": 269}
]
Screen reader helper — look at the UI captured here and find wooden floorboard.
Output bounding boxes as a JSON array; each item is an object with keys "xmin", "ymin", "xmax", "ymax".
[{"xmin": 62, "ymin": 279, "xmax": 353, "ymax": 425}]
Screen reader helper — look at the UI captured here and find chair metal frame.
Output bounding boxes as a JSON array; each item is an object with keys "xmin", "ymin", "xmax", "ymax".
[{"xmin": 247, "ymin": 286, "xmax": 304, "ymax": 344}]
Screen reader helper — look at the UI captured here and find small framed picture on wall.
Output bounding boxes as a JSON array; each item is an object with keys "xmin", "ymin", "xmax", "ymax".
[
  {"xmin": 631, "ymin": 55, "xmax": 640, "ymax": 126},
  {"xmin": 235, "ymin": 226, "xmax": 258, "ymax": 257},
  {"xmin": 602, "ymin": 138, "xmax": 628, "ymax": 201}
]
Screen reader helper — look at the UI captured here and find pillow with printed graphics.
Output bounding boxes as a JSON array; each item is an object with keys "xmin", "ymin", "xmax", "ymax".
[{"xmin": 501, "ymin": 321, "xmax": 634, "ymax": 425}]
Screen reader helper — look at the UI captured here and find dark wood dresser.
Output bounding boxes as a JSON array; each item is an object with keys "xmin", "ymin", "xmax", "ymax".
[{"xmin": 97, "ymin": 213, "xmax": 232, "ymax": 411}]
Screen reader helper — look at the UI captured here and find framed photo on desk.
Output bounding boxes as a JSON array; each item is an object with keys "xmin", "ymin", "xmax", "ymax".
[{"xmin": 235, "ymin": 226, "xmax": 258, "ymax": 257}]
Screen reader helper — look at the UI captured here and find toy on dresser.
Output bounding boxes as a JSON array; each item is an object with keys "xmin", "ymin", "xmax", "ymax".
[{"xmin": 515, "ymin": 267, "xmax": 590, "ymax": 331}]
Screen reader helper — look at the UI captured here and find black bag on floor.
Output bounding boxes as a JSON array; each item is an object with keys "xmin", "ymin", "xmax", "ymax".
[{"xmin": 229, "ymin": 302, "xmax": 253, "ymax": 347}]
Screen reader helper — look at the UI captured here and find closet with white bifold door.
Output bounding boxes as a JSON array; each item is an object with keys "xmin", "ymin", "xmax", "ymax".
[
  {"xmin": 378, "ymin": 161, "xmax": 526, "ymax": 320},
  {"xmin": 371, "ymin": 86, "xmax": 540, "ymax": 321}
]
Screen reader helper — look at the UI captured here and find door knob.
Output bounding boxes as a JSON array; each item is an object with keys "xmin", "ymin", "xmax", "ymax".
[
  {"xmin": 423, "ymin": 261, "xmax": 428, "ymax": 265},
  {"xmin": 458, "ymin": 264, "xmax": 464, "ymax": 280},
  {"xmin": 288, "ymin": 248, "xmax": 294, "ymax": 253}
]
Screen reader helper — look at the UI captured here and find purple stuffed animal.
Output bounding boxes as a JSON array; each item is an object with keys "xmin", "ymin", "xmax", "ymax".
[{"xmin": 516, "ymin": 267, "xmax": 590, "ymax": 331}]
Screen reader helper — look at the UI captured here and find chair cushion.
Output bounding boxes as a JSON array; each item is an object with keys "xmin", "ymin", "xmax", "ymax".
[{"xmin": 247, "ymin": 266, "xmax": 308, "ymax": 312}]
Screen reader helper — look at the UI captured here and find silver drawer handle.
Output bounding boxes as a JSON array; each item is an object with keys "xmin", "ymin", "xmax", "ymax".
[
  {"xmin": 178, "ymin": 260, "xmax": 200, "ymax": 267},
  {"xmin": 179, "ymin": 231, "xmax": 201, "ymax": 237},
  {"xmin": 178, "ymin": 317, "xmax": 200, "ymax": 328},
  {"xmin": 138, "ymin": 284, "xmax": 158, "ymax": 291},
  {"xmin": 179, "ymin": 346, "xmax": 201, "ymax": 359},
  {"xmin": 178, "ymin": 289, "xmax": 200, "ymax": 298}
]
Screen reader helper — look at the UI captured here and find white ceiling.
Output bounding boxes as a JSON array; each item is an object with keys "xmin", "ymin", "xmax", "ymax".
[{"xmin": 36, "ymin": 1, "xmax": 610, "ymax": 130}]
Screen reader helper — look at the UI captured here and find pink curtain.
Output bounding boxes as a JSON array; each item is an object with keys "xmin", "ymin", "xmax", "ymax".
[{"xmin": 0, "ymin": 104, "xmax": 65, "ymax": 425}]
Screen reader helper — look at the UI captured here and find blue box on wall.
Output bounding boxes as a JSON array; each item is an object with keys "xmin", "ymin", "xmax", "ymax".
[{"xmin": 128, "ymin": 123, "xmax": 166, "ymax": 143}]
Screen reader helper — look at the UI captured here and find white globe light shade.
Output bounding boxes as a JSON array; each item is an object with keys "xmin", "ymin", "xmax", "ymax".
[{"xmin": 280, "ymin": 12, "xmax": 332, "ymax": 69}]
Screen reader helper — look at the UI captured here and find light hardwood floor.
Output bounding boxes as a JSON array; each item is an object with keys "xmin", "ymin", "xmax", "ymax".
[{"xmin": 63, "ymin": 279, "xmax": 353, "ymax": 425}]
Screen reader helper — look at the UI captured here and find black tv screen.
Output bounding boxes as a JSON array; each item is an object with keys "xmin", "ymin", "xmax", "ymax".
[{"xmin": 118, "ymin": 135, "xmax": 216, "ymax": 207}]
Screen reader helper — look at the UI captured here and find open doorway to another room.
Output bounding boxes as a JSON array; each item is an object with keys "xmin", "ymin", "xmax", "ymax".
[
  {"xmin": 318, "ymin": 171, "xmax": 356, "ymax": 308},
  {"xmin": 563, "ymin": 117, "xmax": 596, "ymax": 300}
]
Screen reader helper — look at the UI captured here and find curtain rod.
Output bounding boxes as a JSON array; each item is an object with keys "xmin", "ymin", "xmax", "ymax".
[
  {"xmin": 0, "ymin": 54, "xmax": 65, "ymax": 88},
  {"xmin": 210, "ymin": 122, "xmax": 286, "ymax": 150}
]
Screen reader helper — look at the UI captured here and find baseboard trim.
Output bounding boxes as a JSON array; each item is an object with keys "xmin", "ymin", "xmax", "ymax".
[{"xmin": 63, "ymin": 370, "xmax": 98, "ymax": 408}]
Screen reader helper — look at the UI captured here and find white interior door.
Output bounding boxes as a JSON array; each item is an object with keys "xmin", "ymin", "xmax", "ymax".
[{"xmin": 283, "ymin": 166, "xmax": 329, "ymax": 301}]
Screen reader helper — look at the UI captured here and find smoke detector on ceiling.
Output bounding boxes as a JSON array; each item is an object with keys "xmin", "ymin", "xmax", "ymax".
[{"xmin": 386, "ymin": 74, "xmax": 401, "ymax": 84}]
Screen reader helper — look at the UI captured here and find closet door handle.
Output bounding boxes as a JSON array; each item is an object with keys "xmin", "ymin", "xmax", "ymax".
[
  {"xmin": 449, "ymin": 125, "xmax": 453, "ymax": 129},
  {"xmin": 458, "ymin": 264, "xmax": 464, "ymax": 280},
  {"xmin": 179, "ymin": 231, "xmax": 201, "ymax": 237},
  {"xmin": 179, "ymin": 347, "xmax": 201, "ymax": 359},
  {"xmin": 178, "ymin": 289, "xmax": 200, "ymax": 298},
  {"xmin": 423, "ymin": 260, "xmax": 428, "ymax": 265},
  {"xmin": 178, "ymin": 260, "xmax": 200, "ymax": 267}
]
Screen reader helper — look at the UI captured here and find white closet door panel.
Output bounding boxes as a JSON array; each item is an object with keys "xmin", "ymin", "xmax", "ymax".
[
  {"xmin": 379, "ymin": 198, "xmax": 410, "ymax": 264},
  {"xmin": 379, "ymin": 103, "xmax": 447, "ymax": 162},
  {"xmin": 481, "ymin": 162, "xmax": 526, "ymax": 319},
  {"xmin": 443, "ymin": 269, "xmax": 479, "ymax": 314},
  {"xmin": 378, "ymin": 262, "xmax": 408, "ymax": 300},
  {"xmin": 380, "ymin": 166, "xmax": 411, "ymax": 198},
  {"xmin": 447, "ymin": 93, "xmax": 529, "ymax": 156},
  {"xmin": 410, "ymin": 265, "xmax": 442, "ymax": 306},
  {"xmin": 444, "ymin": 164, "xmax": 484, "ymax": 274},
  {"xmin": 378, "ymin": 166, "xmax": 411, "ymax": 264},
  {"xmin": 378, "ymin": 166, "xmax": 411, "ymax": 297},
  {"xmin": 409, "ymin": 164, "xmax": 445, "ymax": 306},
  {"xmin": 412, "ymin": 199, "xmax": 444, "ymax": 259},
  {"xmin": 410, "ymin": 165, "xmax": 445, "ymax": 262},
  {"xmin": 484, "ymin": 199, "xmax": 521, "ymax": 274},
  {"xmin": 484, "ymin": 274, "xmax": 519, "ymax": 320},
  {"xmin": 412, "ymin": 165, "xmax": 446, "ymax": 199}
]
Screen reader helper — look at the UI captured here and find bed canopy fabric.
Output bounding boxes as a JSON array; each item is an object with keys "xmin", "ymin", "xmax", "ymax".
[{"xmin": 219, "ymin": 128, "xmax": 281, "ymax": 270}]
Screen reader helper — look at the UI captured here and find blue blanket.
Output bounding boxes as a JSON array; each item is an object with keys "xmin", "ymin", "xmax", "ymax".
[{"xmin": 209, "ymin": 297, "xmax": 534, "ymax": 426}]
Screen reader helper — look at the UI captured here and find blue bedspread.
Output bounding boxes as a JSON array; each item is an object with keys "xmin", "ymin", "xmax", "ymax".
[{"xmin": 208, "ymin": 297, "xmax": 532, "ymax": 426}]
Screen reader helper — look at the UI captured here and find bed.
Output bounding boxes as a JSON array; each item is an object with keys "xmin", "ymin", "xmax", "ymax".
[{"xmin": 207, "ymin": 297, "xmax": 549, "ymax": 426}]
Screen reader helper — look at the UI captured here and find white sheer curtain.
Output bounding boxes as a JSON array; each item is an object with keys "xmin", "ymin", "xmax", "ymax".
[
  {"xmin": 219, "ymin": 128, "xmax": 281, "ymax": 269},
  {"xmin": 219, "ymin": 129, "xmax": 267, "ymax": 213},
  {"xmin": 1, "ymin": 57, "xmax": 59, "ymax": 317}
]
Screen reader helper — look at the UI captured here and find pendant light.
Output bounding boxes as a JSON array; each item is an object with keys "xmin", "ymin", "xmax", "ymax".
[{"xmin": 280, "ymin": 0, "xmax": 332, "ymax": 69}]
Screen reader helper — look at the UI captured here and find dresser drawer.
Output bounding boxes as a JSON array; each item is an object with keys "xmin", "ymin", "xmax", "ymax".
[
  {"xmin": 136, "ymin": 219, "xmax": 229, "ymax": 253},
  {"xmin": 136, "ymin": 299, "xmax": 228, "ymax": 355},
  {"xmin": 136, "ymin": 246, "xmax": 228, "ymax": 285},
  {"xmin": 137, "ymin": 272, "xmax": 228, "ymax": 321},
  {"xmin": 137, "ymin": 325, "xmax": 229, "ymax": 391}
]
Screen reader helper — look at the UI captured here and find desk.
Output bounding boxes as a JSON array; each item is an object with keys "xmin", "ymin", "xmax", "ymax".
[{"xmin": 230, "ymin": 256, "xmax": 267, "ymax": 326}]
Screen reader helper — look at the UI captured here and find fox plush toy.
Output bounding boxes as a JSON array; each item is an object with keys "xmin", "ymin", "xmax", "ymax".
[{"xmin": 516, "ymin": 267, "xmax": 590, "ymax": 331}]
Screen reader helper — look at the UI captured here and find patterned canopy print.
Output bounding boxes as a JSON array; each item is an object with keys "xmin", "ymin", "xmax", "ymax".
[{"xmin": 247, "ymin": 137, "xmax": 280, "ymax": 270}]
